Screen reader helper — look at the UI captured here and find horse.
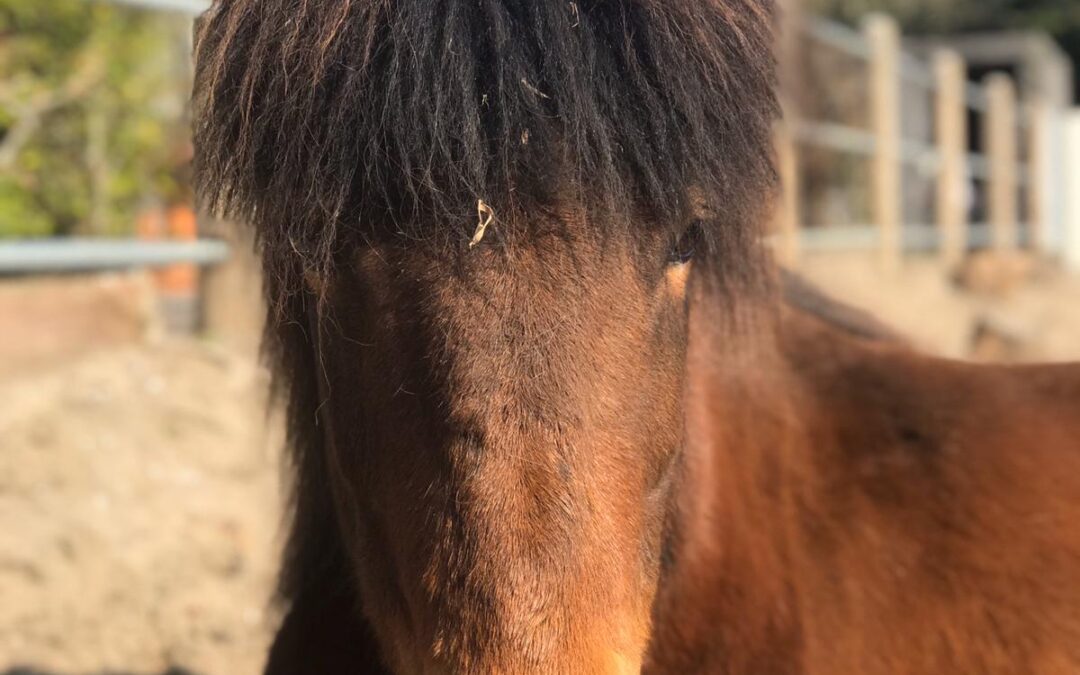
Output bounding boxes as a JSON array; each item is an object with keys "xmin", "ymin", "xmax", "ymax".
[{"xmin": 191, "ymin": 0, "xmax": 1080, "ymax": 672}]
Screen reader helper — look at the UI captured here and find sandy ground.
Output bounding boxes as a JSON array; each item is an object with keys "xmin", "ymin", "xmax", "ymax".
[
  {"xmin": 0, "ymin": 339, "xmax": 282, "ymax": 675},
  {"xmin": 796, "ymin": 252, "xmax": 1080, "ymax": 362}
]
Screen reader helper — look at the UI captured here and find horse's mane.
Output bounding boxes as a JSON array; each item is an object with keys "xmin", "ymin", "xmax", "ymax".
[{"xmin": 191, "ymin": 0, "xmax": 779, "ymax": 604}]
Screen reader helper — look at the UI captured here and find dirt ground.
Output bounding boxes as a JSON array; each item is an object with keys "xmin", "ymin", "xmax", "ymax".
[
  {"xmin": 0, "ymin": 257, "xmax": 1077, "ymax": 675},
  {"xmin": 0, "ymin": 276, "xmax": 156, "ymax": 382},
  {"xmin": 796, "ymin": 252, "xmax": 1080, "ymax": 362},
  {"xmin": 0, "ymin": 304, "xmax": 282, "ymax": 675}
]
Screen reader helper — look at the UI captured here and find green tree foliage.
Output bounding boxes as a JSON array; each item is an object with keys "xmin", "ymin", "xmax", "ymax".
[
  {"xmin": 0, "ymin": 0, "xmax": 192, "ymax": 238},
  {"xmin": 808, "ymin": 0, "xmax": 1080, "ymax": 100}
]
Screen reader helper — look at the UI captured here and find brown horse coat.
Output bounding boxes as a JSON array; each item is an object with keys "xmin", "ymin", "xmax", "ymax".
[{"xmin": 646, "ymin": 275, "xmax": 1080, "ymax": 674}]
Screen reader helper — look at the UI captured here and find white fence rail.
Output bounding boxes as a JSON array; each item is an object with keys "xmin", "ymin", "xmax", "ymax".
[
  {"xmin": 0, "ymin": 239, "xmax": 229, "ymax": 274},
  {"xmin": 775, "ymin": 13, "xmax": 1062, "ymax": 269}
]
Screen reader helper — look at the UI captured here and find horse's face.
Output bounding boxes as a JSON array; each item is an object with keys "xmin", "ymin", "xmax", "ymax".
[
  {"xmin": 317, "ymin": 216, "xmax": 699, "ymax": 673},
  {"xmin": 192, "ymin": 0, "xmax": 776, "ymax": 666}
]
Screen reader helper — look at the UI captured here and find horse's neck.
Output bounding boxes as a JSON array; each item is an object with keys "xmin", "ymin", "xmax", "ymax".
[
  {"xmin": 649, "ymin": 293, "xmax": 1080, "ymax": 674},
  {"xmin": 647, "ymin": 304, "xmax": 809, "ymax": 672}
]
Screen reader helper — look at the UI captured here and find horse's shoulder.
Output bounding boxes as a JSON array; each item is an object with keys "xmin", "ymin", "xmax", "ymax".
[
  {"xmin": 778, "ymin": 303, "xmax": 1080, "ymax": 526},
  {"xmin": 775, "ymin": 305, "xmax": 1080, "ymax": 674},
  {"xmin": 782, "ymin": 310, "xmax": 1080, "ymax": 454}
]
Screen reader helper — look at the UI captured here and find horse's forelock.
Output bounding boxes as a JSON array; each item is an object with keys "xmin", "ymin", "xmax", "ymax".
[{"xmin": 193, "ymin": 0, "xmax": 779, "ymax": 289}]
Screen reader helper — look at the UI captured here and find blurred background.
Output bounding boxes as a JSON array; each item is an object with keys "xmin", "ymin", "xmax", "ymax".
[{"xmin": 0, "ymin": 0, "xmax": 1077, "ymax": 673}]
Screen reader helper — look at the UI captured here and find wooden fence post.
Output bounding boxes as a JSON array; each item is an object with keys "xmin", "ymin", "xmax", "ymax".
[
  {"xmin": 1027, "ymin": 97, "xmax": 1049, "ymax": 253},
  {"xmin": 774, "ymin": 123, "xmax": 801, "ymax": 266},
  {"xmin": 934, "ymin": 50, "xmax": 968, "ymax": 266},
  {"xmin": 985, "ymin": 73, "xmax": 1018, "ymax": 252},
  {"xmin": 772, "ymin": 0, "xmax": 801, "ymax": 267},
  {"xmin": 1065, "ymin": 111, "xmax": 1080, "ymax": 273},
  {"xmin": 864, "ymin": 14, "xmax": 902, "ymax": 271}
]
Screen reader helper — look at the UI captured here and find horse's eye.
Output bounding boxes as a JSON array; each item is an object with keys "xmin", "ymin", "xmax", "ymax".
[{"xmin": 667, "ymin": 221, "xmax": 703, "ymax": 266}]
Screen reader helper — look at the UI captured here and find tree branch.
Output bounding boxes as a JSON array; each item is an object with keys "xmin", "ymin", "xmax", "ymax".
[{"xmin": 0, "ymin": 50, "xmax": 105, "ymax": 171}]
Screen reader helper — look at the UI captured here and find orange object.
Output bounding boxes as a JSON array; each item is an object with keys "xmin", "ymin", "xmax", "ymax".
[
  {"xmin": 161, "ymin": 205, "xmax": 199, "ymax": 297},
  {"xmin": 136, "ymin": 206, "xmax": 169, "ymax": 290}
]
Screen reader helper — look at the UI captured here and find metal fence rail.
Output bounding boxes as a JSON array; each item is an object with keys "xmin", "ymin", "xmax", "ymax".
[{"xmin": 0, "ymin": 239, "xmax": 229, "ymax": 274}]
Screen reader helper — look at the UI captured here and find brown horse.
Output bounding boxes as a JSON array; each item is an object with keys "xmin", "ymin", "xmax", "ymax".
[{"xmin": 192, "ymin": 0, "xmax": 1080, "ymax": 672}]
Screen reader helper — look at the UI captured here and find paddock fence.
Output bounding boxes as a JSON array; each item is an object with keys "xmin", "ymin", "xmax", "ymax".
[{"xmin": 772, "ymin": 12, "xmax": 1070, "ymax": 272}]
